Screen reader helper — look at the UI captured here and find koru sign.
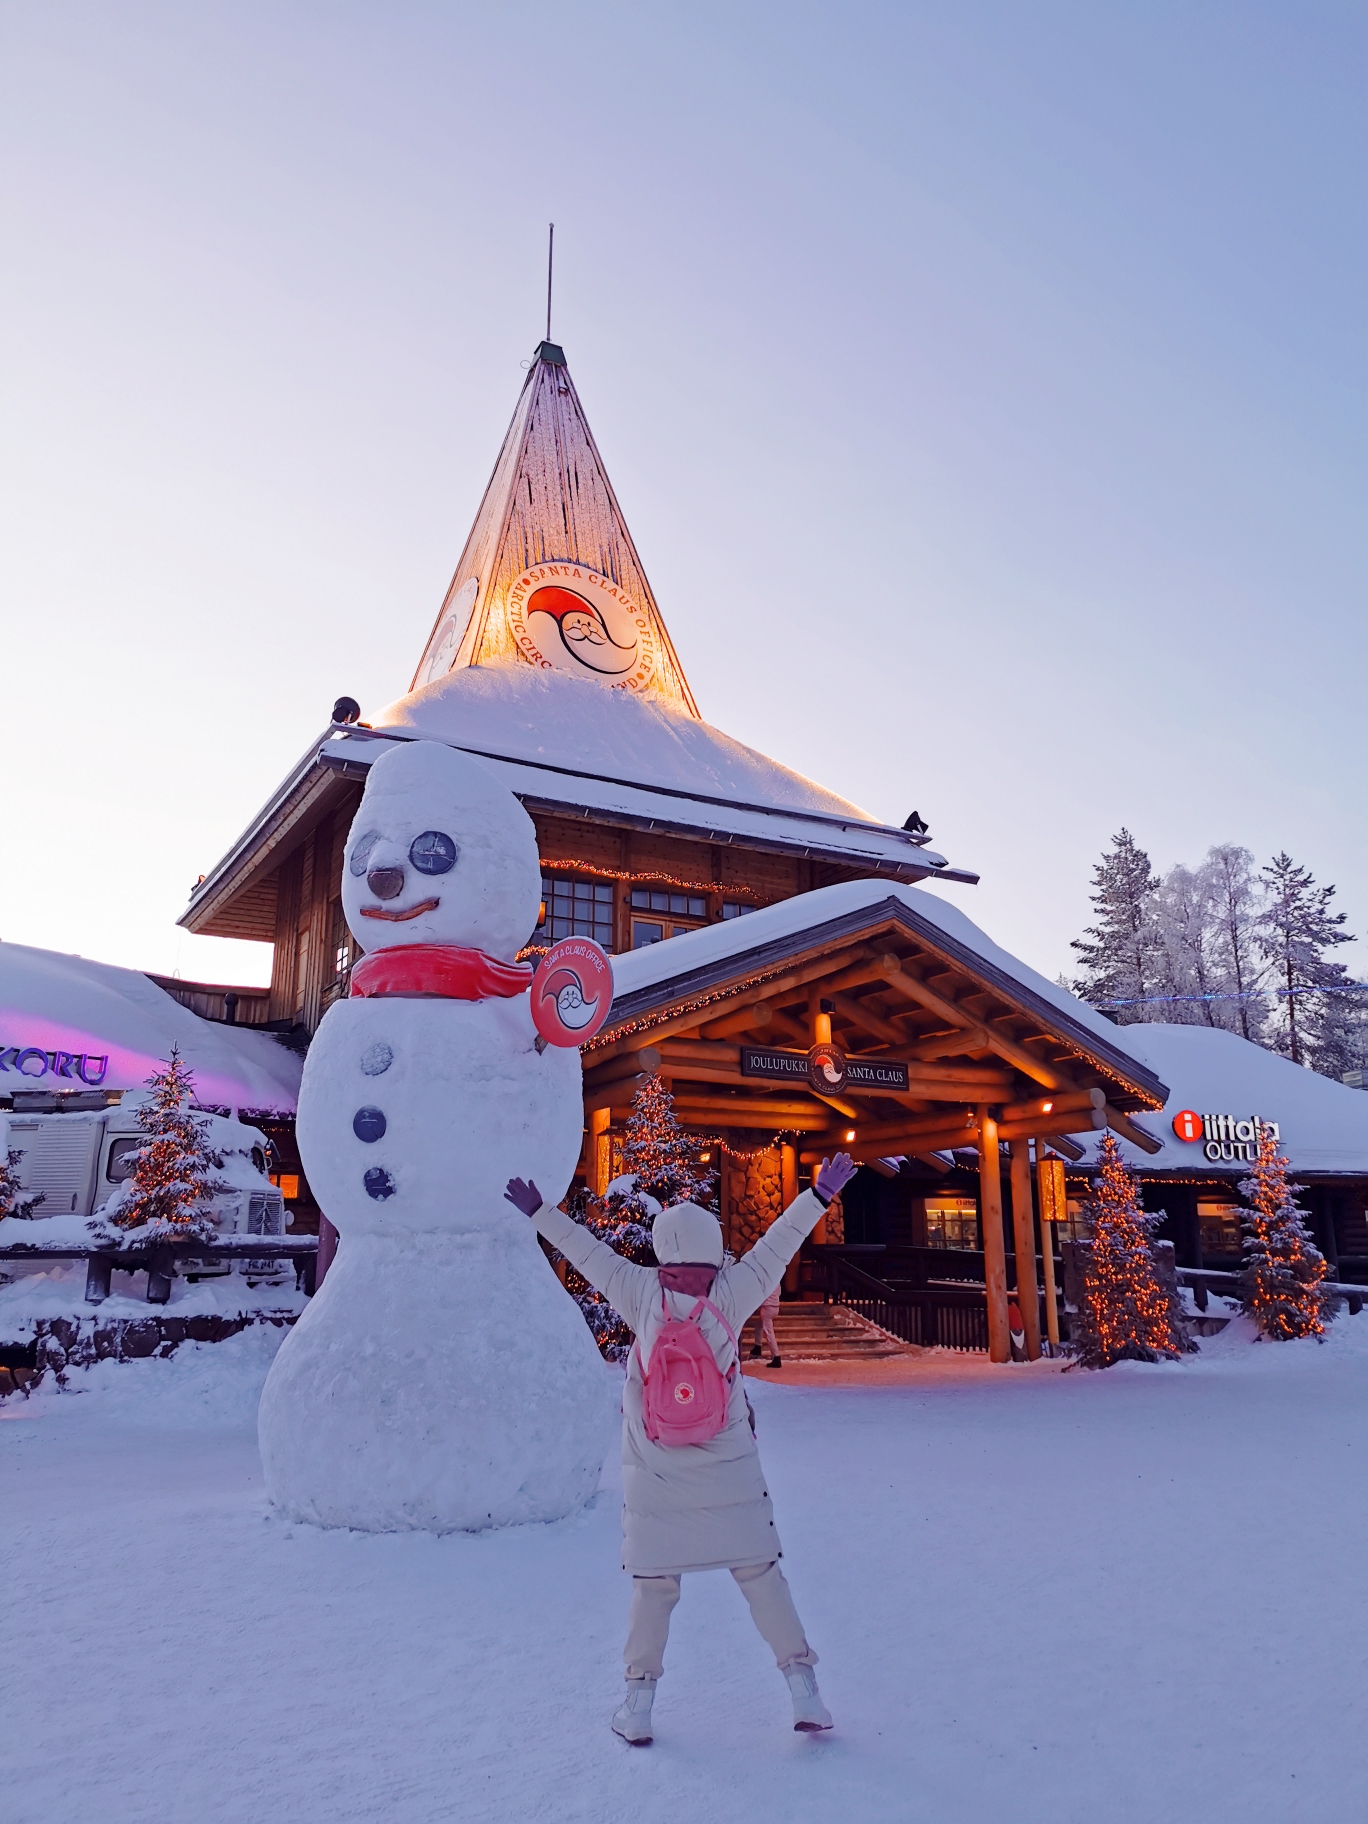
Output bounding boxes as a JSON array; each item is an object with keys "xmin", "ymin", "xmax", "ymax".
[{"xmin": 531, "ymin": 937, "xmax": 614, "ymax": 1048}]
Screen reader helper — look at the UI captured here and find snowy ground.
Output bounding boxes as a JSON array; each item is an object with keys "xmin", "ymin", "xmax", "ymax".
[{"xmin": 4, "ymin": 1319, "xmax": 1366, "ymax": 1824}]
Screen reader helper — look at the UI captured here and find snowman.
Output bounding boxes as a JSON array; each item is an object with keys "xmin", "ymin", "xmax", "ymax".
[{"xmin": 257, "ymin": 739, "xmax": 610, "ymax": 1533}]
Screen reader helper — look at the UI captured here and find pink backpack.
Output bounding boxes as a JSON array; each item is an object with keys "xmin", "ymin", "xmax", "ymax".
[{"xmin": 636, "ymin": 1287, "xmax": 738, "ymax": 1447}]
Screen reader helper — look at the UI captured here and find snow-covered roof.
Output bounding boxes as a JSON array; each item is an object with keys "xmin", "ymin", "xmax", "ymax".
[
  {"xmin": 603, "ymin": 878, "xmax": 1170, "ymax": 1104},
  {"xmin": 319, "ymin": 668, "xmax": 971, "ymax": 884},
  {"xmin": 0, "ymin": 944, "xmax": 302, "ymax": 1115},
  {"xmin": 1068, "ymin": 1023, "xmax": 1368, "ymax": 1178}
]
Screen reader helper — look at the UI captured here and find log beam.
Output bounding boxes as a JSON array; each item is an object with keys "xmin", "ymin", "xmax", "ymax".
[
  {"xmin": 978, "ymin": 1107, "xmax": 1011, "ymax": 1364},
  {"xmin": 876, "ymin": 956, "xmax": 1072, "ymax": 1091},
  {"xmin": 1009, "ymin": 1138, "xmax": 1042, "ymax": 1361},
  {"xmin": 1103, "ymin": 1105, "xmax": 1163, "ymax": 1154}
]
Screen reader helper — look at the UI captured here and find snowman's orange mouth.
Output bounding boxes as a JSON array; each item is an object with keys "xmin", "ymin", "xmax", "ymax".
[{"xmin": 360, "ymin": 899, "xmax": 441, "ymax": 921}]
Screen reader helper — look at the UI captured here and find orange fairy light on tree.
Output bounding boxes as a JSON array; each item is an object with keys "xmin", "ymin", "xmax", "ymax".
[
  {"xmin": 1238, "ymin": 1127, "xmax": 1332, "ymax": 1341},
  {"xmin": 1071, "ymin": 1132, "xmax": 1186, "ymax": 1368}
]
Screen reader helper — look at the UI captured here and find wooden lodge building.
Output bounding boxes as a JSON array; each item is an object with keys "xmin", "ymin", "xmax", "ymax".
[{"xmin": 181, "ymin": 336, "xmax": 1368, "ymax": 1362}]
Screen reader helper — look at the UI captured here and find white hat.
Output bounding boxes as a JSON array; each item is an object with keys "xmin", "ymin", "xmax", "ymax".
[{"xmin": 651, "ymin": 1201, "xmax": 724, "ymax": 1267}]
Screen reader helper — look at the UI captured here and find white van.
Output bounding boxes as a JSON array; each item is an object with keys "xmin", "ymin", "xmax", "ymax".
[{"xmin": 2, "ymin": 1090, "xmax": 287, "ymax": 1280}]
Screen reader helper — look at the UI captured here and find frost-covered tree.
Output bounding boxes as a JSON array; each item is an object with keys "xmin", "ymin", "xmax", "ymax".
[
  {"xmin": 1070, "ymin": 1134, "xmax": 1186, "ymax": 1367},
  {"xmin": 1071, "ymin": 830, "xmax": 1163, "ymax": 1020},
  {"xmin": 1153, "ymin": 863, "xmax": 1223, "ymax": 1027},
  {"xmin": 0, "ymin": 1142, "xmax": 44, "ymax": 1220},
  {"xmin": 1202, "ymin": 844, "xmax": 1267, "ymax": 1042},
  {"xmin": 1257, "ymin": 852, "xmax": 1356, "ymax": 1069},
  {"xmin": 620, "ymin": 1073, "xmax": 714, "ymax": 1206},
  {"xmin": 1238, "ymin": 1128, "xmax": 1332, "ymax": 1341},
  {"xmin": 100, "ymin": 1047, "xmax": 226, "ymax": 1242}
]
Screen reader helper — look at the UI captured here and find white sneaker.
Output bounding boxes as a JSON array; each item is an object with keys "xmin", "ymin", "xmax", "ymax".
[
  {"xmin": 783, "ymin": 1664, "xmax": 833, "ymax": 1731},
  {"xmin": 612, "ymin": 1679, "xmax": 656, "ymax": 1745}
]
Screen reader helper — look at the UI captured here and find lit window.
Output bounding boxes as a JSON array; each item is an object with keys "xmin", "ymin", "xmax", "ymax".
[
  {"xmin": 1197, "ymin": 1201, "xmax": 1242, "ymax": 1257},
  {"xmin": 536, "ymin": 875, "xmax": 616, "ymax": 949},
  {"xmin": 923, "ymin": 1197, "xmax": 980, "ymax": 1250}
]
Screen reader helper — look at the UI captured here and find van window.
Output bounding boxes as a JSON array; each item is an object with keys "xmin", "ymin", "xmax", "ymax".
[{"xmin": 106, "ymin": 1138, "xmax": 141, "ymax": 1182}]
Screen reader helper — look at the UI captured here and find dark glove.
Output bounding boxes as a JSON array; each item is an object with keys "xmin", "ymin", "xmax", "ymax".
[
  {"xmin": 813, "ymin": 1152, "xmax": 857, "ymax": 1205},
  {"xmin": 503, "ymin": 1177, "xmax": 544, "ymax": 1219}
]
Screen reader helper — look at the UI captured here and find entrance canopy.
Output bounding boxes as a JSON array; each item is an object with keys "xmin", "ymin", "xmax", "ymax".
[{"xmin": 588, "ymin": 879, "xmax": 1169, "ymax": 1159}]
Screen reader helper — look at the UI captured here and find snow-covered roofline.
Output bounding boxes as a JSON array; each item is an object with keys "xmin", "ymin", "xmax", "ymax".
[{"xmin": 602, "ymin": 879, "xmax": 1170, "ymax": 1107}]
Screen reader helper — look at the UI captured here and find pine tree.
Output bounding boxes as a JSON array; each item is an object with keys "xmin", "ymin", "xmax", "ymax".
[
  {"xmin": 620, "ymin": 1073, "xmax": 713, "ymax": 1206},
  {"xmin": 0, "ymin": 1143, "xmax": 44, "ymax": 1220},
  {"xmin": 1238, "ymin": 1127, "xmax": 1332, "ymax": 1341},
  {"xmin": 1071, "ymin": 830, "xmax": 1163, "ymax": 1021},
  {"xmin": 1070, "ymin": 1133, "xmax": 1185, "ymax": 1367},
  {"xmin": 1257, "ymin": 852, "xmax": 1355, "ymax": 1069},
  {"xmin": 557, "ymin": 1184, "xmax": 658, "ymax": 1361},
  {"xmin": 101, "ymin": 1047, "xmax": 226, "ymax": 1242}
]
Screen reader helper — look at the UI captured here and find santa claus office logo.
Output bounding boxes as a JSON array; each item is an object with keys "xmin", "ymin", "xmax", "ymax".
[
  {"xmin": 531, "ymin": 938, "xmax": 614, "ymax": 1049},
  {"xmin": 506, "ymin": 564, "xmax": 659, "ymax": 693}
]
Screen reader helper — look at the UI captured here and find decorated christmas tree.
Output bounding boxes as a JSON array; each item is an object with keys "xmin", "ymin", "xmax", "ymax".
[
  {"xmin": 100, "ymin": 1047, "xmax": 226, "ymax": 1243},
  {"xmin": 620, "ymin": 1072, "xmax": 713, "ymax": 1206},
  {"xmin": 1071, "ymin": 1132, "xmax": 1186, "ymax": 1367},
  {"xmin": 1238, "ymin": 1127, "xmax": 1332, "ymax": 1340},
  {"xmin": 557, "ymin": 1183, "xmax": 658, "ymax": 1361},
  {"xmin": 0, "ymin": 1138, "xmax": 44, "ymax": 1220}
]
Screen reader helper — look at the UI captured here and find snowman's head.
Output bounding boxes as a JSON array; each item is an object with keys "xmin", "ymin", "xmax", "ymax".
[{"xmin": 341, "ymin": 740, "xmax": 541, "ymax": 961}]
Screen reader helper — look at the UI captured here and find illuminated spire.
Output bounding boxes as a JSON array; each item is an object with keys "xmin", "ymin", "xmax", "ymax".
[{"xmin": 411, "ymin": 343, "xmax": 700, "ymax": 717}]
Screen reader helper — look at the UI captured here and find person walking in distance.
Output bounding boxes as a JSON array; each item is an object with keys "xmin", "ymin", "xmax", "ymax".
[
  {"xmin": 748, "ymin": 1282, "xmax": 782, "ymax": 1367},
  {"xmin": 504, "ymin": 1152, "xmax": 857, "ymax": 1745}
]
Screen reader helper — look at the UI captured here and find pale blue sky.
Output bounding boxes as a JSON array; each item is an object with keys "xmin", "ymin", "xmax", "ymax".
[{"xmin": 4, "ymin": 2, "xmax": 1364, "ymax": 986}]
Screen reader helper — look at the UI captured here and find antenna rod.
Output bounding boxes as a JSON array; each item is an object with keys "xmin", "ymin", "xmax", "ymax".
[{"xmin": 546, "ymin": 222, "xmax": 554, "ymax": 343}]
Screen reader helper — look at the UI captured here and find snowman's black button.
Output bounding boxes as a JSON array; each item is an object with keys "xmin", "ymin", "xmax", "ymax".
[
  {"xmin": 361, "ymin": 1042, "xmax": 393, "ymax": 1076},
  {"xmin": 353, "ymin": 1106, "xmax": 387, "ymax": 1143},
  {"xmin": 363, "ymin": 1167, "xmax": 395, "ymax": 1200}
]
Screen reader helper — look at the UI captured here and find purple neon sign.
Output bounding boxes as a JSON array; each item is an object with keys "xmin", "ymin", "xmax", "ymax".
[{"xmin": 0, "ymin": 1045, "xmax": 109, "ymax": 1086}]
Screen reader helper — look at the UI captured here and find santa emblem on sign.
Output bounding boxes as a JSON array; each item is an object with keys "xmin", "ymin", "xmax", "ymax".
[{"xmin": 531, "ymin": 937, "xmax": 614, "ymax": 1048}]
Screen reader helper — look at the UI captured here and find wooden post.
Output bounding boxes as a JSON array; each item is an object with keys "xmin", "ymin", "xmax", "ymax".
[
  {"xmin": 316, "ymin": 1214, "xmax": 339, "ymax": 1290},
  {"xmin": 1008, "ymin": 1139, "xmax": 1042, "ymax": 1360},
  {"xmin": 780, "ymin": 1143, "xmax": 798, "ymax": 1212},
  {"xmin": 589, "ymin": 1107, "xmax": 611, "ymax": 1196},
  {"xmin": 1035, "ymin": 1150, "xmax": 1065, "ymax": 1351},
  {"xmin": 977, "ymin": 1106, "xmax": 1011, "ymax": 1363}
]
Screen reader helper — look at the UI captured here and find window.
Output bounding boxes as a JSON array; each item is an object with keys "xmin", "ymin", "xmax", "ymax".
[
  {"xmin": 106, "ymin": 1137, "xmax": 140, "ymax": 1182},
  {"xmin": 924, "ymin": 1197, "xmax": 980, "ymax": 1250},
  {"xmin": 629, "ymin": 888, "xmax": 707, "ymax": 919},
  {"xmin": 632, "ymin": 921, "xmax": 666, "ymax": 949},
  {"xmin": 1198, "ymin": 1200, "xmax": 1242, "ymax": 1257},
  {"xmin": 721, "ymin": 902, "xmax": 754, "ymax": 919},
  {"xmin": 329, "ymin": 900, "xmax": 354, "ymax": 985},
  {"xmin": 536, "ymin": 875, "xmax": 616, "ymax": 949}
]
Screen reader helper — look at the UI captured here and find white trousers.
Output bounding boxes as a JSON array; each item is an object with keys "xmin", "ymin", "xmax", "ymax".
[{"xmin": 624, "ymin": 1561, "xmax": 817, "ymax": 1682}]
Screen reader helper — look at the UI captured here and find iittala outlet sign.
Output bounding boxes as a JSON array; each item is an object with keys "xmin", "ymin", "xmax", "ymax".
[{"xmin": 1172, "ymin": 1108, "xmax": 1280, "ymax": 1163}]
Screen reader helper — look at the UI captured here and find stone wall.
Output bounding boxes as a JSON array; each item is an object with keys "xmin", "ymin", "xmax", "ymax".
[{"xmin": 24, "ymin": 1309, "xmax": 300, "ymax": 1385}]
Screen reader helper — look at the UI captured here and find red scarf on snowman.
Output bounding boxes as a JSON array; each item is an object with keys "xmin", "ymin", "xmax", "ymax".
[{"xmin": 349, "ymin": 944, "xmax": 533, "ymax": 1001}]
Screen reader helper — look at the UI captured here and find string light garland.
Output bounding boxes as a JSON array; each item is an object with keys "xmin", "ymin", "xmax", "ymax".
[
  {"xmin": 1238, "ymin": 1128, "xmax": 1331, "ymax": 1340},
  {"xmin": 584, "ymin": 964, "xmax": 811, "ymax": 1054},
  {"xmin": 539, "ymin": 857, "xmax": 766, "ymax": 905},
  {"xmin": 1071, "ymin": 1132, "xmax": 1186, "ymax": 1368}
]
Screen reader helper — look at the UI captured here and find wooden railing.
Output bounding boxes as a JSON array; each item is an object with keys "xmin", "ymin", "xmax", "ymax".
[
  {"xmin": 804, "ymin": 1247, "xmax": 993, "ymax": 1353},
  {"xmin": 0, "ymin": 1236, "xmax": 318, "ymax": 1306},
  {"xmin": 1178, "ymin": 1266, "xmax": 1364, "ymax": 1317}
]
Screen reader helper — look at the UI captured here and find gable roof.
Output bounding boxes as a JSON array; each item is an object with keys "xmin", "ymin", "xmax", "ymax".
[
  {"xmin": 411, "ymin": 341, "xmax": 698, "ymax": 716},
  {"xmin": 1069, "ymin": 1023, "xmax": 1368, "ymax": 1178}
]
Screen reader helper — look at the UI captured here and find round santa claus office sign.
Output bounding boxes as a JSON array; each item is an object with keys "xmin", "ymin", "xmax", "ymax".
[
  {"xmin": 531, "ymin": 937, "xmax": 614, "ymax": 1048},
  {"xmin": 506, "ymin": 563, "xmax": 659, "ymax": 694}
]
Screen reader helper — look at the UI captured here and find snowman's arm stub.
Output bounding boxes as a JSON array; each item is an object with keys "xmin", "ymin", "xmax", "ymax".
[{"xmin": 532, "ymin": 1201, "xmax": 655, "ymax": 1330}]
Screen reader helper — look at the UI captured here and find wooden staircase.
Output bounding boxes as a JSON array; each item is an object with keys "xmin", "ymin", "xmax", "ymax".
[{"xmin": 754, "ymin": 1300, "xmax": 914, "ymax": 1363}]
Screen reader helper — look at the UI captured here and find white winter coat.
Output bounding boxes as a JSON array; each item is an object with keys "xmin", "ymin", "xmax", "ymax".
[{"xmin": 533, "ymin": 1190, "xmax": 827, "ymax": 1575}]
